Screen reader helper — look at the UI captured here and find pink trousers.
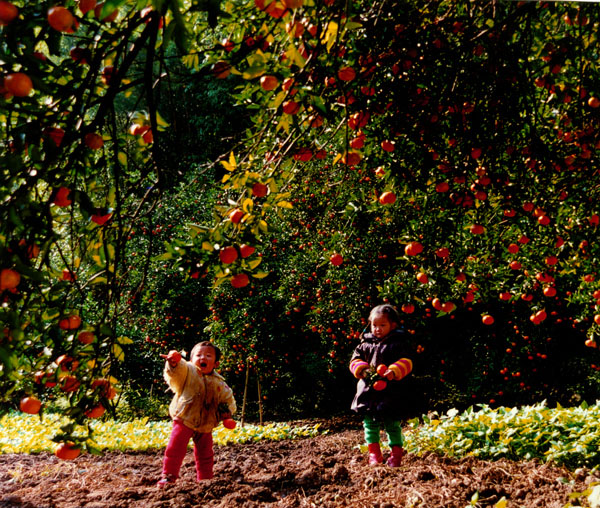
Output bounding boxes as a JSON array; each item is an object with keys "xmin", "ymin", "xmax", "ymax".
[{"xmin": 162, "ymin": 419, "xmax": 214, "ymax": 481}]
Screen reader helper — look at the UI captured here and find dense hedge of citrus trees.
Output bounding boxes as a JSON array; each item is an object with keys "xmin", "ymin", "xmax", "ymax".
[{"xmin": 3, "ymin": 0, "xmax": 600, "ymax": 452}]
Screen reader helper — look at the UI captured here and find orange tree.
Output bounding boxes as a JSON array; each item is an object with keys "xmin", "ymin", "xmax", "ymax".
[
  {"xmin": 199, "ymin": 0, "xmax": 600, "ymax": 415},
  {"xmin": 3, "ymin": 0, "xmax": 600, "ymax": 443}
]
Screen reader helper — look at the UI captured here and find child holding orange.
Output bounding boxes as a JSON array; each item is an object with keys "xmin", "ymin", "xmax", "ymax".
[
  {"xmin": 157, "ymin": 341, "xmax": 236, "ymax": 486},
  {"xmin": 349, "ymin": 304, "xmax": 413, "ymax": 467}
]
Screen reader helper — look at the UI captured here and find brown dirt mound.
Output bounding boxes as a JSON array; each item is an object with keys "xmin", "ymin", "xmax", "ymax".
[{"xmin": 0, "ymin": 419, "xmax": 596, "ymax": 508}]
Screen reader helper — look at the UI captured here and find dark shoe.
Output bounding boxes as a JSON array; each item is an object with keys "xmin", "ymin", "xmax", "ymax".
[{"xmin": 387, "ymin": 445, "xmax": 404, "ymax": 467}]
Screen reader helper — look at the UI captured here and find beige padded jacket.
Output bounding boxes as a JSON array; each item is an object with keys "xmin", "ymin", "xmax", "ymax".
[{"xmin": 164, "ymin": 360, "xmax": 236, "ymax": 433}]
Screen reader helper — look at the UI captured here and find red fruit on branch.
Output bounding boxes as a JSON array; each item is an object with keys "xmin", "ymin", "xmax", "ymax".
[
  {"xmin": 372, "ymin": 380, "xmax": 387, "ymax": 391},
  {"xmin": 330, "ymin": 253, "xmax": 343, "ymax": 266},
  {"xmin": 219, "ymin": 246, "xmax": 238, "ymax": 264},
  {"xmin": 379, "ymin": 191, "xmax": 396, "ymax": 205},
  {"xmin": 55, "ymin": 442, "xmax": 80, "ymax": 460},
  {"xmin": 4, "ymin": 72, "xmax": 33, "ymax": 97},
  {"xmin": 20, "ymin": 396, "xmax": 42, "ymax": 414},
  {"xmin": 231, "ymin": 273, "xmax": 250, "ymax": 288},
  {"xmin": 48, "ymin": 6, "xmax": 75, "ymax": 32},
  {"xmin": 482, "ymin": 315, "xmax": 494, "ymax": 325},
  {"xmin": 53, "ymin": 187, "xmax": 72, "ymax": 207},
  {"xmin": 0, "ymin": 268, "xmax": 20, "ymax": 290},
  {"xmin": 0, "ymin": 1, "xmax": 18, "ymax": 25},
  {"xmin": 376, "ymin": 364, "xmax": 387, "ymax": 377},
  {"xmin": 405, "ymin": 241, "xmax": 423, "ymax": 256},
  {"xmin": 240, "ymin": 244, "xmax": 256, "ymax": 258}
]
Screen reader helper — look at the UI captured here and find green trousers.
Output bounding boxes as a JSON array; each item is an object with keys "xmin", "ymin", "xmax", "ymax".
[{"xmin": 363, "ymin": 415, "xmax": 403, "ymax": 447}]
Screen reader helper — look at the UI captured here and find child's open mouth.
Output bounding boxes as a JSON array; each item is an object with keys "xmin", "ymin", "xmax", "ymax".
[{"xmin": 200, "ymin": 362, "xmax": 207, "ymax": 368}]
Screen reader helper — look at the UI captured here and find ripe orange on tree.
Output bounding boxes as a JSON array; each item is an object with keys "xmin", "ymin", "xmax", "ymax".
[
  {"xmin": 330, "ymin": 253, "xmax": 343, "ymax": 266},
  {"xmin": 4, "ymin": 72, "xmax": 33, "ymax": 97},
  {"xmin": 252, "ymin": 182, "xmax": 268, "ymax": 197},
  {"xmin": 404, "ymin": 241, "xmax": 423, "ymax": 256},
  {"xmin": 381, "ymin": 140, "xmax": 396, "ymax": 152},
  {"xmin": 78, "ymin": 0, "xmax": 96, "ymax": 15},
  {"xmin": 337, "ymin": 66, "xmax": 356, "ymax": 82},
  {"xmin": 84, "ymin": 132, "xmax": 104, "ymax": 150},
  {"xmin": 94, "ymin": 2, "xmax": 118, "ymax": 22},
  {"xmin": 0, "ymin": 1, "xmax": 18, "ymax": 25},
  {"xmin": 59, "ymin": 314, "xmax": 82, "ymax": 330},
  {"xmin": 85, "ymin": 405, "xmax": 105, "ymax": 418},
  {"xmin": 482, "ymin": 314, "xmax": 494, "ymax": 325},
  {"xmin": 20, "ymin": 396, "xmax": 42, "ymax": 414},
  {"xmin": 91, "ymin": 212, "xmax": 112, "ymax": 225},
  {"xmin": 231, "ymin": 273, "xmax": 250, "ymax": 288},
  {"xmin": 260, "ymin": 75, "xmax": 278, "ymax": 91},
  {"xmin": 401, "ymin": 303, "xmax": 415, "ymax": 314},
  {"xmin": 379, "ymin": 191, "xmax": 396, "ymax": 205},
  {"xmin": 416, "ymin": 272, "xmax": 428, "ymax": 284},
  {"xmin": 77, "ymin": 331, "xmax": 95, "ymax": 344},
  {"xmin": 240, "ymin": 244, "xmax": 256, "ymax": 258},
  {"xmin": 212, "ymin": 61, "xmax": 231, "ymax": 79},
  {"xmin": 60, "ymin": 375, "xmax": 81, "ymax": 393},
  {"xmin": 53, "ymin": 187, "xmax": 72, "ymax": 207},
  {"xmin": 219, "ymin": 246, "xmax": 238, "ymax": 264},
  {"xmin": 282, "ymin": 0, "xmax": 303, "ymax": 9},
  {"xmin": 55, "ymin": 442, "xmax": 81, "ymax": 460},
  {"xmin": 91, "ymin": 378, "xmax": 116, "ymax": 399},
  {"xmin": 229, "ymin": 208, "xmax": 244, "ymax": 223},
  {"xmin": 0, "ymin": 268, "xmax": 20, "ymax": 290},
  {"xmin": 470, "ymin": 224, "xmax": 485, "ymax": 235},
  {"xmin": 47, "ymin": 6, "xmax": 75, "ymax": 32},
  {"xmin": 282, "ymin": 100, "xmax": 300, "ymax": 115}
]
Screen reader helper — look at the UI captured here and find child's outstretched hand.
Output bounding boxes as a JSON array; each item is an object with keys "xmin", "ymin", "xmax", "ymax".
[{"xmin": 160, "ymin": 350, "xmax": 182, "ymax": 368}]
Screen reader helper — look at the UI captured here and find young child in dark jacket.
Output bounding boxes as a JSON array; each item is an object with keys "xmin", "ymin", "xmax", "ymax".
[{"xmin": 349, "ymin": 304, "xmax": 413, "ymax": 466}]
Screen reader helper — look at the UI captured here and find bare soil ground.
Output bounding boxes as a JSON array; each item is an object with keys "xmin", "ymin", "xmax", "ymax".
[{"xmin": 0, "ymin": 418, "xmax": 596, "ymax": 508}]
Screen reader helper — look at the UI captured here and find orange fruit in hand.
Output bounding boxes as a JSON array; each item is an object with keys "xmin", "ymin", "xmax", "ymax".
[
  {"xmin": 376, "ymin": 364, "xmax": 387, "ymax": 377},
  {"xmin": 223, "ymin": 418, "xmax": 237, "ymax": 429},
  {"xmin": 4, "ymin": 72, "xmax": 33, "ymax": 97},
  {"xmin": 20, "ymin": 396, "xmax": 42, "ymax": 414},
  {"xmin": 372, "ymin": 380, "xmax": 387, "ymax": 391}
]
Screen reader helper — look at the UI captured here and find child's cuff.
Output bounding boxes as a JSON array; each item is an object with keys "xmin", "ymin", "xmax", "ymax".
[
  {"xmin": 350, "ymin": 359, "xmax": 369, "ymax": 378},
  {"xmin": 389, "ymin": 358, "xmax": 413, "ymax": 380}
]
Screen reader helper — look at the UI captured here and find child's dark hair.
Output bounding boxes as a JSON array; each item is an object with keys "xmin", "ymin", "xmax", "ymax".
[
  {"xmin": 191, "ymin": 341, "xmax": 221, "ymax": 362},
  {"xmin": 369, "ymin": 304, "xmax": 401, "ymax": 327}
]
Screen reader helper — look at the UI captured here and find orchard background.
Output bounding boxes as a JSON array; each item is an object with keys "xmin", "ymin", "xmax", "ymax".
[{"xmin": 2, "ymin": 0, "xmax": 600, "ymax": 449}]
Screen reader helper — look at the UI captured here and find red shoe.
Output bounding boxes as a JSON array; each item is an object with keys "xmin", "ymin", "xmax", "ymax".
[
  {"xmin": 367, "ymin": 443, "xmax": 383, "ymax": 465},
  {"xmin": 386, "ymin": 445, "xmax": 404, "ymax": 467},
  {"xmin": 156, "ymin": 475, "xmax": 176, "ymax": 488}
]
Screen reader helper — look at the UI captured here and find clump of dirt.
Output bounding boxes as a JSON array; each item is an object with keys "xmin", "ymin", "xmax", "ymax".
[{"xmin": 1, "ymin": 418, "xmax": 596, "ymax": 507}]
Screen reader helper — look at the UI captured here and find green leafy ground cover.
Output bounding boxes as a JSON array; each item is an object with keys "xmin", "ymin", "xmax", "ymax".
[
  {"xmin": 0, "ymin": 412, "xmax": 322, "ymax": 454},
  {"xmin": 3, "ymin": 402, "xmax": 600, "ymax": 474},
  {"xmin": 404, "ymin": 402, "xmax": 600, "ymax": 470}
]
